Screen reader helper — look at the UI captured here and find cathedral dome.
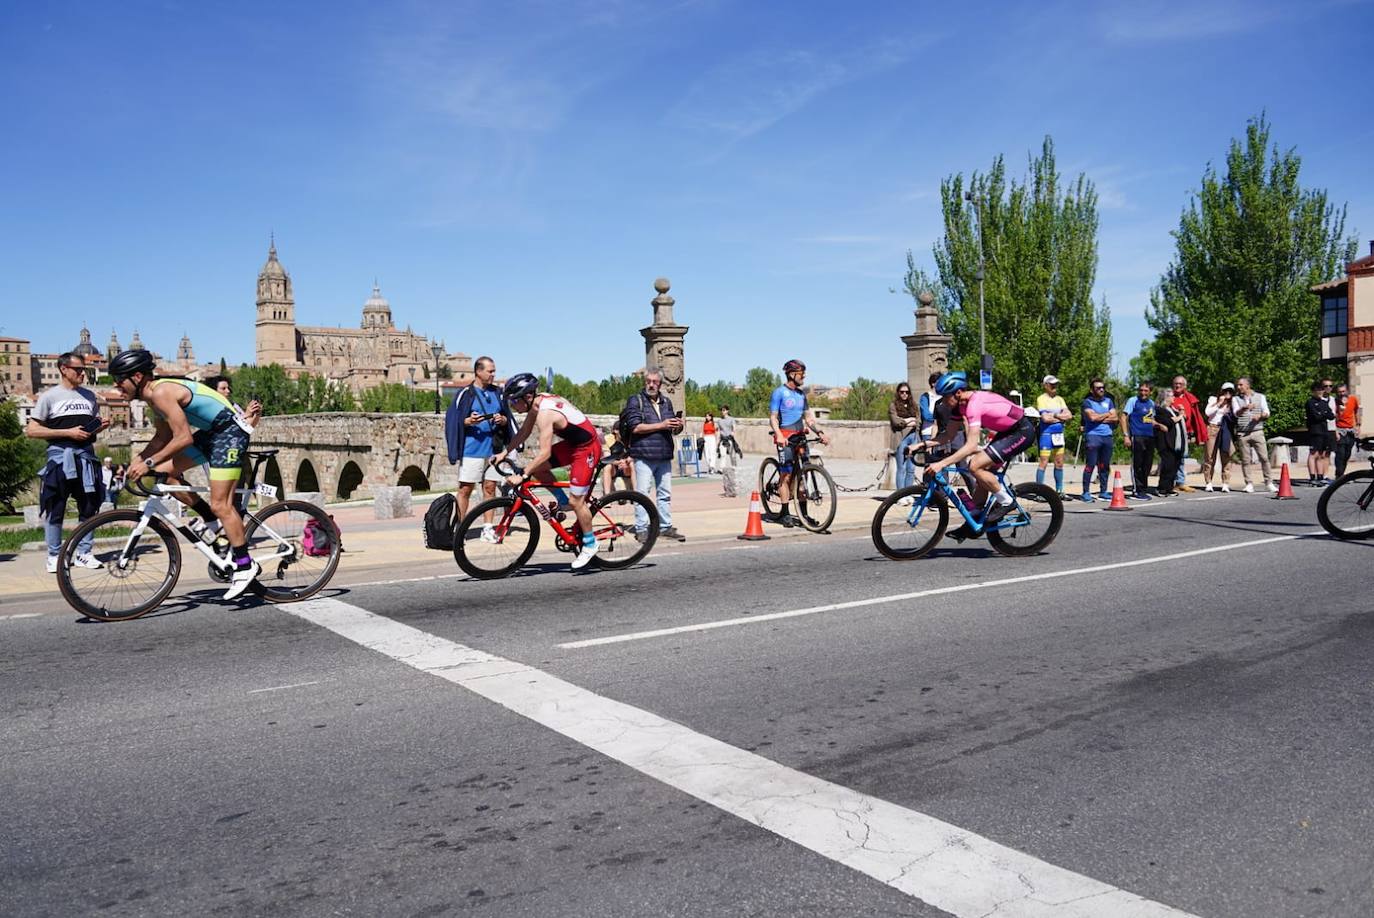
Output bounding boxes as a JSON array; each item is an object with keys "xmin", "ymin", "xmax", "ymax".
[
  {"xmin": 73, "ymin": 325, "xmax": 100, "ymax": 357},
  {"xmin": 361, "ymin": 283, "xmax": 393, "ymax": 329}
]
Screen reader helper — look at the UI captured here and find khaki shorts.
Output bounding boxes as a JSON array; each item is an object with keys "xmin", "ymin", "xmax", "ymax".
[{"xmin": 458, "ymin": 456, "xmax": 504, "ymax": 485}]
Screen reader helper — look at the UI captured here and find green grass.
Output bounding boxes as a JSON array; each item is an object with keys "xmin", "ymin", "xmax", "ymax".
[{"xmin": 0, "ymin": 526, "xmax": 130, "ymax": 554}]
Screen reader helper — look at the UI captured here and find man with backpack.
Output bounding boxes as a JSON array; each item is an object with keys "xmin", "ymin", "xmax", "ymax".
[
  {"xmin": 444, "ymin": 356, "xmax": 517, "ymax": 542},
  {"xmin": 622, "ymin": 367, "xmax": 686, "ymax": 542}
]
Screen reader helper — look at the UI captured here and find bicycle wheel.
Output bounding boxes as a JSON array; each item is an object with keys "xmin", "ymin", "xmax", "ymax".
[
  {"xmin": 987, "ymin": 483, "xmax": 1063, "ymax": 557},
  {"xmin": 243, "ymin": 500, "xmax": 342, "ymax": 602},
  {"xmin": 757, "ymin": 457, "xmax": 783, "ymax": 518},
  {"xmin": 454, "ymin": 497, "xmax": 540, "ymax": 579},
  {"xmin": 1317, "ymin": 470, "xmax": 1374, "ymax": 540},
  {"xmin": 57, "ymin": 510, "xmax": 182, "ymax": 621},
  {"xmin": 794, "ymin": 463, "xmax": 837, "ymax": 532},
  {"xmin": 871, "ymin": 485, "xmax": 948, "ymax": 560},
  {"xmin": 585, "ymin": 490, "xmax": 658, "ymax": 570}
]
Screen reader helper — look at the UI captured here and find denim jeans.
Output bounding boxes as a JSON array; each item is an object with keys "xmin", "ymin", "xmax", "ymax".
[
  {"xmin": 45, "ymin": 480, "xmax": 97, "ymax": 558},
  {"xmin": 633, "ymin": 458, "xmax": 673, "ymax": 532},
  {"xmin": 895, "ymin": 430, "xmax": 921, "ymax": 490},
  {"xmin": 1083, "ymin": 434, "xmax": 1114, "ymax": 493}
]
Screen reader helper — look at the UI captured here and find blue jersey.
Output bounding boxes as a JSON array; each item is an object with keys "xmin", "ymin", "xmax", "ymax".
[
  {"xmin": 1081, "ymin": 395, "xmax": 1115, "ymax": 437},
  {"xmin": 1123, "ymin": 396, "xmax": 1156, "ymax": 438},
  {"xmin": 770, "ymin": 385, "xmax": 808, "ymax": 430},
  {"xmin": 462, "ymin": 386, "xmax": 503, "ymax": 459}
]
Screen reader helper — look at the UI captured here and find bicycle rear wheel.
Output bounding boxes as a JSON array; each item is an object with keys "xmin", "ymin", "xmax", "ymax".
[
  {"xmin": 987, "ymin": 483, "xmax": 1063, "ymax": 557},
  {"xmin": 56, "ymin": 510, "xmax": 182, "ymax": 621},
  {"xmin": 586, "ymin": 490, "xmax": 657, "ymax": 570},
  {"xmin": 871, "ymin": 485, "xmax": 947, "ymax": 560},
  {"xmin": 454, "ymin": 497, "xmax": 540, "ymax": 579},
  {"xmin": 794, "ymin": 463, "xmax": 837, "ymax": 532},
  {"xmin": 757, "ymin": 457, "xmax": 783, "ymax": 518},
  {"xmin": 244, "ymin": 500, "xmax": 342, "ymax": 602},
  {"xmin": 1317, "ymin": 470, "xmax": 1374, "ymax": 539}
]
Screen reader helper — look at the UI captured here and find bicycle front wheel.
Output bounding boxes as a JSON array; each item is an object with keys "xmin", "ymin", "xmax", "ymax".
[
  {"xmin": 794, "ymin": 463, "xmax": 837, "ymax": 532},
  {"xmin": 987, "ymin": 483, "xmax": 1063, "ymax": 557},
  {"xmin": 244, "ymin": 500, "xmax": 342, "ymax": 602},
  {"xmin": 454, "ymin": 497, "xmax": 540, "ymax": 579},
  {"xmin": 757, "ymin": 457, "xmax": 783, "ymax": 518},
  {"xmin": 1317, "ymin": 470, "xmax": 1374, "ymax": 540},
  {"xmin": 871, "ymin": 485, "xmax": 947, "ymax": 560},
  {"xmin": 57, "ymin": 510, "xmax": 182, "ymax": 621},
  {"xmin": 586, "ymin": 490, "xmax": 658, "ymax": 570}
]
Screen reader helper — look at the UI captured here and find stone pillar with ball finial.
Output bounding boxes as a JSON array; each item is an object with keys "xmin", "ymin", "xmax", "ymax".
[
  {"xmin": 901, "ymin": 290, "xmax": 951, "ymax": 394},
  {"xmin": 640, "ymin": 277, "xmax": 689, "ymax": 402}
]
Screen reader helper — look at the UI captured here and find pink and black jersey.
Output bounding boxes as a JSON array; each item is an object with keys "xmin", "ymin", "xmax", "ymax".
[{"xmin": 959, "ymin": 391, "xmax": 1024, "ymax": 433}]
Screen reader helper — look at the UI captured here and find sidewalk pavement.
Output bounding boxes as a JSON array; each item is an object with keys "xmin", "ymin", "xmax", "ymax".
[{"xmin": 0, "ymin": 455, "xmax": 1292, "ymax": 602}]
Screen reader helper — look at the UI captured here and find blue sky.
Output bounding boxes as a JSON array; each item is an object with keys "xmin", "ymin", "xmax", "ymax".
[{"xmin": 3, "ymin": 0, "xmax": 1371, "ymax": 387}]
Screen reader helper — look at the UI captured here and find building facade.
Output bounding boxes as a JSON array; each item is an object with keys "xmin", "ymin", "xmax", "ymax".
[
  {"xmin": 254, "ymin": 241, "xmax": 472, "ymax": 392},
  {"xmin": 0, "ymin": 336, "xmax": 32, "ymax": 397},
  {"xmin": 1316, "ymin": 239, "xmax": 1374, "ymax": 435}
]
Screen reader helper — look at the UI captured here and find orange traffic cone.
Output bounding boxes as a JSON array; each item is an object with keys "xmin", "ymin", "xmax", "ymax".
[
  {"xmin": 1104, "ymin": 470, "xmax": 1133, "ymax": 511},
  {"xmin": 1273, "ymin": 463, "xmax": 1299, "ymax": 500},
  {"xmin": 737, "ymin": 491, "xmax": 771, "ymax": 540}
]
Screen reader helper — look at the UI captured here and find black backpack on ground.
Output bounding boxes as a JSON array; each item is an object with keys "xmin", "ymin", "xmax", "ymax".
[{"xmin": 423, "ymin": 493, "xmax": 457, "ymax": 550}]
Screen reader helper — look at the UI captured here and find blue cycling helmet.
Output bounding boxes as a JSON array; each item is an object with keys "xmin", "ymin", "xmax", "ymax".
[{"xmin": 934, "ymin": 371, "xmax": 969, "ymax": 396}]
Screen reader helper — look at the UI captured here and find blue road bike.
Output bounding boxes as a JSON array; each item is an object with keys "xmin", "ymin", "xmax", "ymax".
[{"xmin": 871, "ymin": 448, "xmax": 1063, "ymax": 560}]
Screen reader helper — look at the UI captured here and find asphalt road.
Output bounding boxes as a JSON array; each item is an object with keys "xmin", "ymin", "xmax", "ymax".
[{"xmin": 3, "ymin": 492, "xmax": 1371, "ymax": 917}]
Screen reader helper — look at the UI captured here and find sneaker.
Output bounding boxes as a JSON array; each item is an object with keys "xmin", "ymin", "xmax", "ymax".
[
  {"xmin": 898, "ymin": 495, "xmax": 915, "ymax": 506},
  {"xmin": 1098, "ymin": 491, "xmax": 1111, "ymax": 501},
  {"xmin": 1220, "ymin": 483, "xmax": 1231, "ymax": 493},
  {"xmin": 1056, "ymin": 491, "xmax": 1066, "ymax": 500},
  {"xmin": 571, "ymin": 540, "xmax": 599, "ymax": 570},
  {"xmin": 633, "ymin": 529, "xmax": 649, "ymax": 544},
  {"xmin": 72, "ymin": 553, "xmax": 103, "ymax": 570},
  {"xmin": 1242, "ymin": 483, "xmax": 1254, "ymax": 493},
  {"xmin": 1128, "ymin": 492, "xmax": 1153, "ymax": 501},
  {"xmin": 223, "ymin": 560, "xmax": 261, "ymax": 600},
  {"xmin": 661, "ymin": 527, "xmax": 687, "ymax": 542},
  {"xmin": 479, "ymin": 524, "xmax": 499, "ymax": 544},
  {"xmin": 1081, "ymin": 493, "xmax": 1095, "ymax": 503},
  {"xmin": 1177, "ymin": 484, "xmax": 1196, "ymax": 493},
  {"xmin": 1203, "ymin": 484, "xmax": 1214, "ymax": 492},
  {"xmin": 1267, "ymin": 481, "xmax": 1279, "ymax": 493},
  {"xmin": 982, "ymin": 500, "xmax": 1014, "ymax": 527},
  {"xmin": 45, "ymin": 555, "xmax": 59, "ymax": 574}
]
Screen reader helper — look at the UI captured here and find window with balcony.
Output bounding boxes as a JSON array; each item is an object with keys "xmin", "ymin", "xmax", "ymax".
[{"xmin": 1322, "ymin": 294, "xmax": 1348, "ymax": 337}]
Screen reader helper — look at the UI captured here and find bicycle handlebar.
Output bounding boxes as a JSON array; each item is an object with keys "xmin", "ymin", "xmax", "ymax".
[{"xmin": 122, "ymin": 473, "xmax": 168, "ymax": 498}]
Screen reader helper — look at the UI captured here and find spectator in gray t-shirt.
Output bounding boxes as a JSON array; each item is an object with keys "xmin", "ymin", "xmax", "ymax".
[
  {"xmin": 716, "ymin": 405, "xmax": 742, "ymax": 461},
  {"xmin": 25, "ymin": 352, "xmax": 110, "ymax": 571}
]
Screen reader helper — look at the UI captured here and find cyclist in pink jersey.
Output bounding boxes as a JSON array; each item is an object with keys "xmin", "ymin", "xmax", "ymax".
[
  {"xmin": 494, "ymin": 373, "xmax": 604, "ymax": 569},
  {"xmin": 925, "ymin": 372, "xmax": 1037, "ymax": 529}
]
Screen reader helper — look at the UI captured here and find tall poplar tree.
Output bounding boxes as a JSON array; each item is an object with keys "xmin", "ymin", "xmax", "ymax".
[
  {"xmin": 1134, "ymin": 114, "xmax": 1356, "ymax": 432},
  {"xmin": 922, "ymin": 137, "xmax": 1111, "ymax": 398}
]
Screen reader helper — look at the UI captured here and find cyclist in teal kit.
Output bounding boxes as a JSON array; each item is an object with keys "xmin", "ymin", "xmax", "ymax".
[{"xmin": 768, "ymin": 359, "xmax": 829, "ymax": 527}]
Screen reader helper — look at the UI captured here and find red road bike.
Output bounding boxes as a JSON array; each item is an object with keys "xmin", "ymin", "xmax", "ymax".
[{"xmin": 453, "ymin": 457, "xmax": 658, "ymax": 578}]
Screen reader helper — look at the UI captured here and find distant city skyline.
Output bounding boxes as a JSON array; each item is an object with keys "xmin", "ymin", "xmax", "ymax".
[{"xmin": 3, "ymin": 1, "xmax": 1370, "ymax": 386}]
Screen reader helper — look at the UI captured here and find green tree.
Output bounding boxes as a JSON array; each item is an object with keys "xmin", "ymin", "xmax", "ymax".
[
  {"xmin": 1134, "ymin": 114, "xmax": 1356, "ymax": 432},
  {"xmin": 0, "ymin": 399, "xmax": 44, "ymax": 513},
  {"xmin": 925, "ymin": 136, "xmax": 1111, "ymax": 399},
  {"xmin": 835, "ymin": 377, "xmax": 890, "ymax": 421},
  {"xmin": 739, "ymin": 367, "xmax": 781, "ymax": 417}
]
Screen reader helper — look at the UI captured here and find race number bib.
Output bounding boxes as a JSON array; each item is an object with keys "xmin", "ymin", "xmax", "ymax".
[
  {"xmin": 1050, "ymin": 432, "xmax": 1065, "ymax": 447},
  {"xmin": 255, "ymin": 482, "xmax": 278, "ymax": 499}
]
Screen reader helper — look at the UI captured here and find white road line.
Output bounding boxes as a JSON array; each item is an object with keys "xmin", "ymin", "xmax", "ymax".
[
  {"xmin": 287, "ymin": 597, "xmax": 1195, "ymax": 918},
  {"xmin": 0, "ymin": 612, "xmax": 43, "ymax": 621},
  {"xmin": 247, "ymin": 680, "xmax": 321, "ymax": 695},
  {"xmin": 561, "ymin": 531, "xmax": 1325, "ymax": 649}
]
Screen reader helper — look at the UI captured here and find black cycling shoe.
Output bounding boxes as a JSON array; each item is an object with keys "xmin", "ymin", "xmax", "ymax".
[
  {"xmin": 982, "ymin": 500, "xmax": 1014, "ymax": 528},
  {"xmin": 777, "ymin": 514, "xmax": 798, "ymax": 529},
  {"xmin": 947, "ymin": 522, "xmax": 970, "ymax": 542}
]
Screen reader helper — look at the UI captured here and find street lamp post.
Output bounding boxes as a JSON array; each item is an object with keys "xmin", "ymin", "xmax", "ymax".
[
  {"xmin": 407, "ymin": 366, "xmax": 416, "ymax": 413},
  {"xmin": 965, "ymin": 189, "xmax": 990, "ymax": 384},
  {"xmin": 430, "ymin": 341, "xmax": 444, "ymax": 415}
]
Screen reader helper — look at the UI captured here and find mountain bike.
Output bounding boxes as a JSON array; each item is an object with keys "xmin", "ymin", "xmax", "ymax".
[
  {"xmin": 757, "ymin": 432, "xmax": 837, "ymax": 532},
  {"xmin": 1316, "ymin": 436, "xmax": 1374, "ymax": 540},
  {"xmin": 453, "ymin": 457, "xmax": 658, "ymax": 579},
  {"xmin": 871, "ymin": 450, "xmax": 1063, "ymax": 560},
  {"xmin": 55, "ymin": 449, "xmax": 341, "ymax": 621}
]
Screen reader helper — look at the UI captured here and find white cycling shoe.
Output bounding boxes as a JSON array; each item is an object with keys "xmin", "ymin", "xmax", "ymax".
[
  {"xmin": 224, "ymin": 560, "xmax": 261, "ymax": 600},
  {"xmin": 571, "ymin": 541, "xmax": 599, "ymax": 571}
]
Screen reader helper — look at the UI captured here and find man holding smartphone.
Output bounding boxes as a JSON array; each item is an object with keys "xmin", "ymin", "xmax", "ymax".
[
  {"xmin": 26, "ymin": 352, "xmax": 110, "ymax": 574},
  {"xmin": 623, "ymin": 367, "xmax": 686, "ymax": 541}
]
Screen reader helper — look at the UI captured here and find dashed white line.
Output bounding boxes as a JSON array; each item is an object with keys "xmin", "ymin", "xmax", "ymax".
[
  {"xmin": 287, "ymin": 597, "xmax": 1196, "ymax": 918},
  {"xmin": 247, "ymin": 680, "xmax": 321, "ymax": 695},
  {"xmin": 0, "ymin": 612, "xmax": 43, "ymax": 621},
  {"xmin": 560, "ymin": 531, "xmax": 1326, "ymax": 649}
]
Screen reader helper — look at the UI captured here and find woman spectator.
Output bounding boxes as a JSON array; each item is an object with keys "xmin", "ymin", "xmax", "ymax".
[
  {"xmin": 889, "ymin": 382, "xmax": 922, "ymax": 498},
  {"xmin": 1153, "ymin": 389, "xmax": 1187, "ymax": 497},
  {"xmin": 1203, "ymin": 382, "xmax": 1237, "ymax": 492},
  {"xmin": 701, "ymin": 412, "xmax": 719, "ymax": 474}
]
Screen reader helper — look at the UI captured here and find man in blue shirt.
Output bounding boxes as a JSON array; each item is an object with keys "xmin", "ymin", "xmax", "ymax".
[
  {"xmin": 445, "ymin": 357, "xmax": 515, "ymax": 542},
  {"xmin": 1120, "ymin": 382, "xmax": 1157, "ymax": 500},
  {"xmin": 768, "ymin": 359, "xmax": 829, "ymax": 528},
  {"xmin": 1079, "ymin": 378, "xmax": 1117, "ymax": 502}
]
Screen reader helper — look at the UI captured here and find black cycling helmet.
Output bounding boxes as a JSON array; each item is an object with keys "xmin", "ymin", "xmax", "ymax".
[
  {"xmin": 503, "ymin": 372, "xmax": 540, "ymax": 403},
  {"xmin": 782, "ymin": 359, "xmax": 806, "ymax": 374},
  {"xmin": 109, "ymin": 349, "xmax": 157, "ymax": 382},
  {"xmin": 934, "ymin": 371, "xmax": 969, "ymax": 396}
]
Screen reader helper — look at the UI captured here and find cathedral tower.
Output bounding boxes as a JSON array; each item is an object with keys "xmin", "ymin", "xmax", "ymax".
[{"xmin": 255, "ymin": 237, "xmax": 299, "ymax": 366}]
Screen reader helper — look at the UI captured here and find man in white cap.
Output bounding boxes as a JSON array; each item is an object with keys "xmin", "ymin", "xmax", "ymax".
[{"xmin": 1034, "ymin": 375, "xmax": 1072, "ymax": 497}]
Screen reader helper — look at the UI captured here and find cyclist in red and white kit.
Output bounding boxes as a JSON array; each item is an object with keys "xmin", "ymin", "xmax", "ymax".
[{"xmin": 493, "ymin": 373, "xmax": 604, "ymax": 569}]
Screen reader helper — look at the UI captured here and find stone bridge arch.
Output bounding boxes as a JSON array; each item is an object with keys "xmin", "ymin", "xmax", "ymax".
[{"xmin": 295, "ymin": 458, "xmax": 320, "ymax": 492}]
